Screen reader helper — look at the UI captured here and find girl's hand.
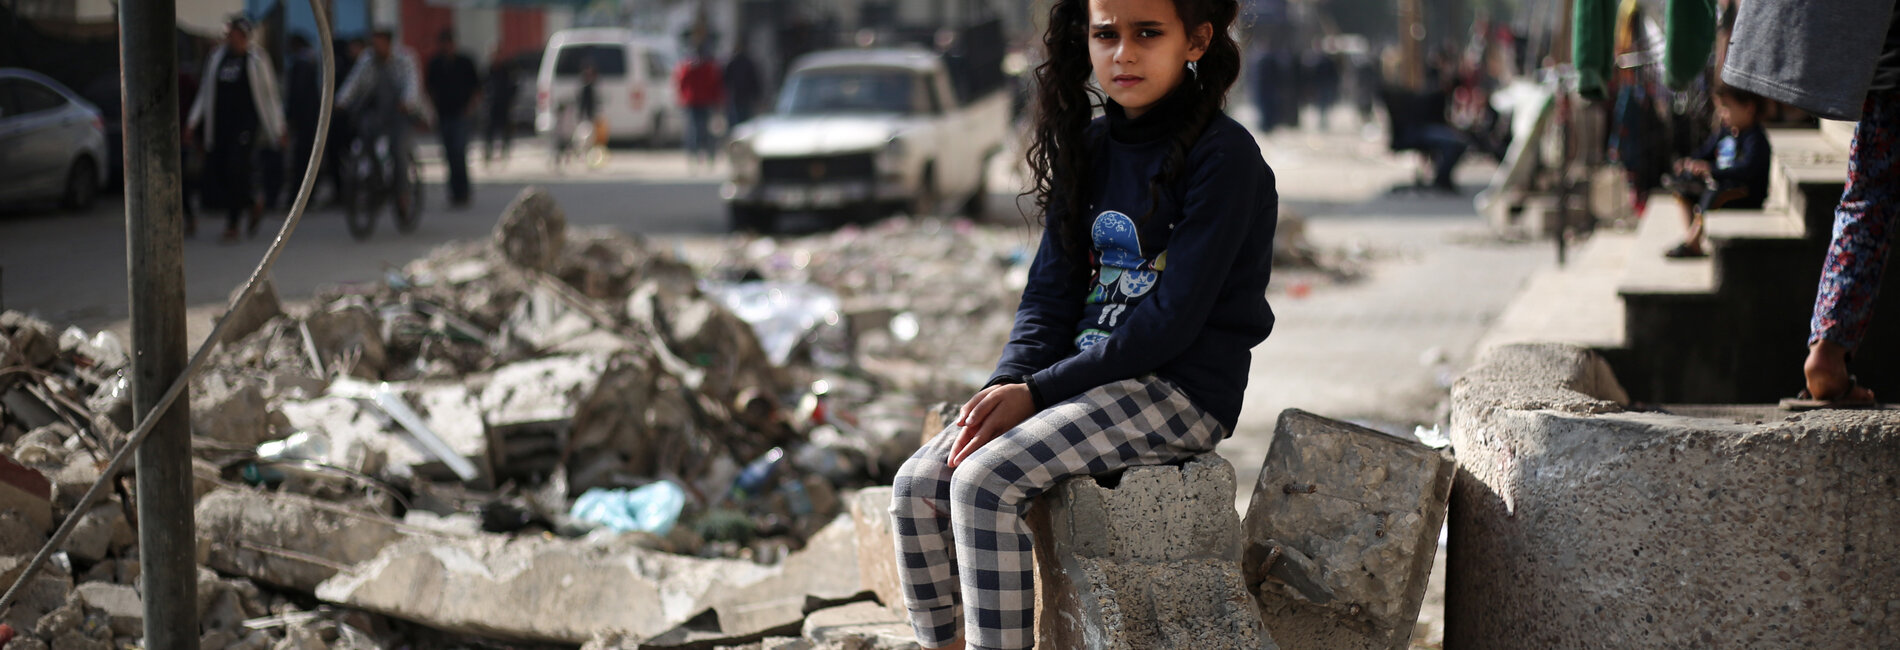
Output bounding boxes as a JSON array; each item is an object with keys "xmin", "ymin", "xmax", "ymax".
[{"xmin": 949, "ymin": 383, "xmax": 1036, "ymax": 468}]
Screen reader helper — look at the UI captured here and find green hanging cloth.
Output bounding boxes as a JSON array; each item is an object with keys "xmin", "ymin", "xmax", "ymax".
[
  {"xmin": 1574, "ymin": 0, "xmax": 1619, "ymax": 100},
  {"xmin": 1664, "ymin": 0, "xmax": 1717, "ymax": 90}
]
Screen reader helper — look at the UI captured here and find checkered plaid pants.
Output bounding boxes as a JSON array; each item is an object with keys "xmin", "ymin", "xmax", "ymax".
[{"xmin": 888, "ymin": 377, "xmax": 1225, "ymax": 649}]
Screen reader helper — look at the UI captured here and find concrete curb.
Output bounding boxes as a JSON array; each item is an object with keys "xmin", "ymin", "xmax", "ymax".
[{"xmin": 1447, "ymin": 343, "xmax": 1900, "ymax": 647}]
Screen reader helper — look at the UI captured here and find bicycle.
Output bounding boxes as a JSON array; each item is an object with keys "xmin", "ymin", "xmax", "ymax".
[{"xmin": 341, "ymin": 114, "xmax": 425, "ymax": 241}]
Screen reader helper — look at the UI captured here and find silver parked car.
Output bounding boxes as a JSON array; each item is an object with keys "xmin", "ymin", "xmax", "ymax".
[{"xmin": 0, "ymin": 69, "xmax": 108, "ymax": 211}]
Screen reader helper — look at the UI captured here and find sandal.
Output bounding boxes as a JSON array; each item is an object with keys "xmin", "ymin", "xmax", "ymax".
[
  {"xmin": 1779, "ymin": 377, "xmax": 1880, "ymax": 411},
  {"xmin": 1664, "ymin": 243, "xmax": 1707, "ymax": 259}
]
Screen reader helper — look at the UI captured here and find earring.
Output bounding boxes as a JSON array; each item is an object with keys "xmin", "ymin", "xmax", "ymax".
[{"xmin": 1187, "ymin": 61, "xmax": 1199, "ymax": 79}]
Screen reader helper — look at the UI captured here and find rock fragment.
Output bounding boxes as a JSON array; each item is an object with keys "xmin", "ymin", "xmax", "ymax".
[
  {"xmin": 1242, "ymin": 409, "xmax": 1454, "ymax": 650},
  {"xmin": 493, "ymin": 186, "xmax": 567, "ymax": 272}
]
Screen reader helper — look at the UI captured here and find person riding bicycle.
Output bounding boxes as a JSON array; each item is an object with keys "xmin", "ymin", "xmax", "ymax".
[{"xmin": 337, "ymin": 27, "xmax": 430, "ymax": 213}]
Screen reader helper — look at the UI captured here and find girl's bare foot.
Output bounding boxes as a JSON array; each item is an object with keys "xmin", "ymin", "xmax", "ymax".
[
  {"xmin": 923, "ymin": 639, "xmax": 965, "ymax": 650},
  {"xmin": 1804, "ymin": 340, "xmax": 1877, "ymax": 402}
]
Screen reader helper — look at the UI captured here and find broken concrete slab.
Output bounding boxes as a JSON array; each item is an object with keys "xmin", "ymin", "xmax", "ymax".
[
  {"xmin": 275, "ymin": 396, "xmax": 390, "ymax": 477},
  {"xmin": 800, "ymin": 601, "xmax": 918, "ymax": 650},
  {"xmin": 33, "ymin": 599, "xmax": 82, "ymax": 638},
  {"xmin": 1029, "ymin": 454, "xmax": 1271, "ymax": 649},
  {"xmin": 315, "ymin": 534, "xmax": 745, "ymax": 643},
  {"xmin": 219, "ymin": 279, "xmax": 284, "ymax": 346},
  {"xmin": 848, "ymin": 487, "xmax": 902, "ymax": 617},
  {"xmin": 694, "ymin": 516, "xmax": 868, "ymax": 639},
  {"xmin": 395, "ymin": 381, "xmax": 494, "ymax": 484},
  {"xmin": 72, "ymin": 582, "xmax": 140, "ymax": 637},
  {"xmin": 195, "ymin": 488, "xmax": 406, "ymax": 592},
  {"xmin": 61, "ymin": 503, "xmax": 133, "ymax": 564},
  {"xmin": 191, "ymin": 372, "xmax": 273, "ymax": 448},
  {"xmin": 48, "ymin": 629, "xmax": 110, "ymax": 650},
  {"xmin": 493, "ymin": 186, "xmax": 567, "ymax": 272},
  {"xmin": 0, "ymin": 454, "xmax": 52, "ymax": 532},
  {"xmin": 3, "ymin": 312, "xmax": 58, "ymax": 369},
  {"xmin": 477, "ymin": 353, "xmax": 612, "ymax": 479},
  {"xmin": 316, "ymin": 516, "xmax": 864, "ymax": 645},
  {"xmin": 0, "ymin": 571, "xmax": 73, "ymax": 634},
  {"xmin": 304, "ymin": 303, "xmax": 388, "ymax": 380},
  {"xmin": 1242, "ymin": 409, "xmax": 1455, "ymax": 650}
]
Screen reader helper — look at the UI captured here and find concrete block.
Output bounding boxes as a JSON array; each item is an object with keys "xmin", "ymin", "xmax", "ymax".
[
  {"xmin": 850, "ymin": 487, "xmax": 903, "ymax": 617},
  {"xmin": 493, "ymin": 186, "xmax": 567, "ymax": 272},
  {"xmin": 218, "ymin": 278, "xmax": 284, "ymax": 346},
  {"xmin": 61, "ymin": 504, "xmax": 131, "ymax": 564},
  {"xmin": 191, "ymin": 372, "xmax": 272, "ymax": 447},
  {"xmin": 195, "ymin": 488, "xmax": 405, "ymax": 592},
  {"xmin": 1029, "ymin": 454, "xmax": 1271, "ymax": 649},
  {"xmin": 393, "ymin": 381, "xmax": 494, "ymax": 484},
  {"xmin": 72, "ymin": 582, "xmax": 140, "ymax": 637},
  {"xmin": 0, "ymin": 454, "xmax": 52, "ymax": 532},
  {"xmin": 0, "ymin": 573, "xmax": 72, "ymax": 635},
  {"xmin": 1242, "ymin": 409, "xmax": 1455, "ymax": 650},
  {"xmin": 304, "ymin": 304, "xmax": 388, "ymax": 380},
  {"xmin": 49, "ymin": 630, "xmax": 109, "ymax": 650},
  {"xmin": 801, "ymin": 601, "xmax": 919, "ymax": 650},
  {"xmin": 0, "ymin": 503, "xmax": 45, "ymax": 557},
  {"xmin": 1448, "ymin": 343, "xmax": 1900, "ymax": 648}
]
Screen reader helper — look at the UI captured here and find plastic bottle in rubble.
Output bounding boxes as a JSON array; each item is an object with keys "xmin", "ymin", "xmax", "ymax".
[{"xmin": 729, "ymin": 447, "xmax": 785, "ymax": 501}]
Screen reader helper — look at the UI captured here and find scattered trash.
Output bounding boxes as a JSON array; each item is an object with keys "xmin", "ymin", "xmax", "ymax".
[
  {"xmin": 1413, "ymin": 424, "xmax": 1452, "ymax": 449},
  {"xmin": 570, "ymin": 481, "xmax": 688, "ymax": 535}
]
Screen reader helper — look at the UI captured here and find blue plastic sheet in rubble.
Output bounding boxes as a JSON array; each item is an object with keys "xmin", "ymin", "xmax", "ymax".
[{"xmin": 569, "ymin": 481, "xmax": 688, "ymax": 535}]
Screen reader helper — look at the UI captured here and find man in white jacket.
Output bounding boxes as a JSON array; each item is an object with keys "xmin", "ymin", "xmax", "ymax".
[{"xmin": 186, "ymin": 16, "xmax": 286, "ymax": 242}]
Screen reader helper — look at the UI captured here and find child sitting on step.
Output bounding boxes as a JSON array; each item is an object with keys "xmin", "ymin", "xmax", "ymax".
[{"xmin": 1664, "ymin": 84, "xmax": 1774, "ymax": 258}]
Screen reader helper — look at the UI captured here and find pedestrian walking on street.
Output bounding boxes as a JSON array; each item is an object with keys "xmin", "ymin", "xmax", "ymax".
[
  {"xmin": 723, "ymin": 40, "xmax": 765, "ymax": 131},
  {"xmin": 186, "ymin": 16, "xmax": 287, "ymax": 244},
  {"xmin": 284, "ymin": 33, "xmax": 323, "ymax": 207},
  {"xmin": 427, "ymin": 29, "xmax": 481, "ymax": 208},
  {"xmin": 483, "ymin": 50, "xmax": 519, "ymax": 164},
  {"xmin": 888, "ymin": 0, "xmax": 1277, "ymax": 648},
  {"xmin": 675, "ymin": 42, "xmax": 726, "ymax": 169},
  {"xmin": 1724, "ymin": 0, "xmax": 1900, "ymax": 409}
]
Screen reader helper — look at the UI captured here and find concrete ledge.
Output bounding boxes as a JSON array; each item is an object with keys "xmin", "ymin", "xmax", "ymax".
[
  {"xmin": 1616, "ymin": 200, "xmax": 1715, "ymax": 297},
  {"xmin": 1703, "ymin": 208, "xmax": 1805, "ymax": 242},
  {"xmin": 1447, "ymin": 343, "xmax": 1900, "ymax": 648}
]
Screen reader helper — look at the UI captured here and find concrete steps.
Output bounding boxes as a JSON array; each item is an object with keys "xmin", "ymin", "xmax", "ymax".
[{"xmin": 1482, "ymin": 125, "xmax": 1900, "ymax": 404}]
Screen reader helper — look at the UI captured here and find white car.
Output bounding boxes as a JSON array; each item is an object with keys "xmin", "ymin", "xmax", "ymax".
[
  {"xmin": 723, "ymin": 48, "xmax": 1010, "ymax": 232},
  {"xmin": 0, "ymin": 69, "xmax": 107, "ymax": 211},
  {"xmin": 535, "ymin": 28, "xmax": 683, "ymax": 145}
]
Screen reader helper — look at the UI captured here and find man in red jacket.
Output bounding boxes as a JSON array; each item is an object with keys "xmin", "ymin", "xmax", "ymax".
[{"xmin": 675, "ymin": 43, "xmax": 725, "ymax": 170}]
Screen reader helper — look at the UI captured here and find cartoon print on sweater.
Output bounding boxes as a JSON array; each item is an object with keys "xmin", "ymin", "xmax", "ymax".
[{"xmin": 1077, "ymin": 210, "xmax": 1168, "ymax": 351}]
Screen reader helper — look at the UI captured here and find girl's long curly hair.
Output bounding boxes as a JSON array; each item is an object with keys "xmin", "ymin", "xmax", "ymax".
[{"xmin": 1024, "ymin": 0, "xmax": 1243, "ymax": 268}]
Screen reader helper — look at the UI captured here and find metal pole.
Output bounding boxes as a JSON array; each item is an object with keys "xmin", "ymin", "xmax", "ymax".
[{"xmin": 118, "ymin": 0, "xmax": 197, "ymax": 645}]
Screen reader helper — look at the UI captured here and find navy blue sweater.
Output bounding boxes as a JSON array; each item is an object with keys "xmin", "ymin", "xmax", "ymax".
[
  {"xmin": 988, "ymin": 93, "xmax": 1278, "ymax": 434},
  {"xmin": 1692, "ymin": 125, "xmax": 1771, "ymax": 195}
]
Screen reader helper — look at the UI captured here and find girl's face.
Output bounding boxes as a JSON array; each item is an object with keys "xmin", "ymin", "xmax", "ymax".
[{"xmin": 1087, "ymin": 0, "xmax": 1211, "ymax": 118}]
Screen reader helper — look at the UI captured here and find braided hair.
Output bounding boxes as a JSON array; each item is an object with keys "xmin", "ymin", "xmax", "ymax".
[{"xmin": 1024, "ymin": 0, "xmax": 1243, "ymax": 269}]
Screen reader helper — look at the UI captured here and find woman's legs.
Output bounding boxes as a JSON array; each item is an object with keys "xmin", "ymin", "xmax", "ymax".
[
  {"xmin": 890, "ymin": 378, "xmax": 1223, "ymax": 650},
  {"xmin": 1807, "ymin": 89, "xmax": 1900, "ymax": 399}
]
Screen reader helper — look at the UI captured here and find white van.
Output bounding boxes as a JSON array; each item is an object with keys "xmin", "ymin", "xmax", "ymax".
[{"xmin": 535, "ymin": 28, "xmax": 684, "ymax": 144}]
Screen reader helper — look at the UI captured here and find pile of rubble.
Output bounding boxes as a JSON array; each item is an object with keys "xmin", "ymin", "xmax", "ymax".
[
  {"xmin": 0, "ymin": 188, "xmax": 1408, "ymax": 649},
  {"xmin": 0, "ymin": 188, "xmax": 993, "ymax": 648}
]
